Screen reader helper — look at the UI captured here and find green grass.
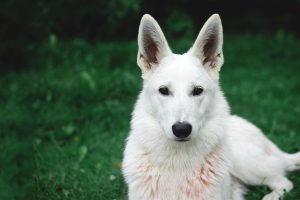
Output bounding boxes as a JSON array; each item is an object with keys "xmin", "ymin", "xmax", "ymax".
[{"xmin": 0, "ymin": 32, "xmax": 300, "ymax": 199}]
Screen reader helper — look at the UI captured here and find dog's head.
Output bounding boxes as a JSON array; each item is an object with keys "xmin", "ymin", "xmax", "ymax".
[{"xmin": 137, "ymin": 14, "xmax": 224, "ymax": 142}]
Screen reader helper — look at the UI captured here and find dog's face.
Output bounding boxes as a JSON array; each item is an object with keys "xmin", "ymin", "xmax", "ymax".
[
  {"xmin": 137, "ymin": 14, "xmax": 224, "ymax": 141},
  {"xmin": 144, "ymin": 54, "xmax": 217, "ymax": 141}
]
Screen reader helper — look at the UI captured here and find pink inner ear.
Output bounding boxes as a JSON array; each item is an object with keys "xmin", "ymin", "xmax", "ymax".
[
  {"xmin": 203, "ymin": 33, "xmax": 218, "ymax": 65},
  {"xmin": 143, "ymin": 33, "xmax": 159, "ymax": 67}
]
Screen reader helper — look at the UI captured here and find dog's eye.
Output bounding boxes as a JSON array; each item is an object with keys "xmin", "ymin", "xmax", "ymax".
[
  {"xmin": 159, "ymin": 87, "xmax": 169, "ymax": 96},
  {"xmin": 192, "ymin": 86, "xmax": 203, "ymax": 96}
]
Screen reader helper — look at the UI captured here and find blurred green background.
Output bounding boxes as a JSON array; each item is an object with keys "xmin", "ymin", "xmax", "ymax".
[{"xmin": 0, "ymin": 0, "xmax": 300, "ymax": 199}]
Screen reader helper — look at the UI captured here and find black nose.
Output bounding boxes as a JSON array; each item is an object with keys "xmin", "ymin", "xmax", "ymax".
[{"xmin": 172, "ymin": 122, "xmax": 192, "ymax": 139}]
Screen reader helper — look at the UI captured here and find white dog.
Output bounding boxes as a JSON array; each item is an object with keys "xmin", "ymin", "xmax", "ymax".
[{"xmin": 122, "ymin": 14, "xmax": 300, "ymax": 200}]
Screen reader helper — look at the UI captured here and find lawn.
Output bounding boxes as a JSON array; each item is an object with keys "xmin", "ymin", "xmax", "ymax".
[{"xmin": 0, "ymin": 32, "xmax": 299, "ymax": 200}]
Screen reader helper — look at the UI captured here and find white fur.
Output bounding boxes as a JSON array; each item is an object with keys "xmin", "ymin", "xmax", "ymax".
[{"xmin": 122, "ymin": 14, "xmax": 300, "ymax": 200}]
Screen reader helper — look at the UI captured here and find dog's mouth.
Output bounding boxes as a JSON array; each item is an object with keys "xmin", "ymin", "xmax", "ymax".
[{"xmin": 175, "ymin": 138, "xmax": 190, "ymax": 142}]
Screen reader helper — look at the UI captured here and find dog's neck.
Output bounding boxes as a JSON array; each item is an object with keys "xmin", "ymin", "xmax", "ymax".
[{"xmin": 150, "ymin": 138, "xmax": 226, "ymax": 170}]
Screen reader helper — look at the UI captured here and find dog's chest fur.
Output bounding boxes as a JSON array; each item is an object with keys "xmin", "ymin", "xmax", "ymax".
[{"xmin": 124, "ymin": 145, "xmax": 230, "ymax": 200}]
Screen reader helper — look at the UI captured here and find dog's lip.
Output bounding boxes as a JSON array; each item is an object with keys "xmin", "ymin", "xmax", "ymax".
[{"xmin": 175, "ymin": 138, "xmax": 190, "ymax": 142}]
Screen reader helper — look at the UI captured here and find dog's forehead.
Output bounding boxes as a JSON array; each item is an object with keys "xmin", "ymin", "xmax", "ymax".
[{"xmin": 155, "ymin": 54, "xmax": 209, "ymax": 82}]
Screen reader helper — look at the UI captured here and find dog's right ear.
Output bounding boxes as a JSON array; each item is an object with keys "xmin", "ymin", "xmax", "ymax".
[{"xmin": 137, "ymin": 14, "xmax": 172, "ymax": 74}]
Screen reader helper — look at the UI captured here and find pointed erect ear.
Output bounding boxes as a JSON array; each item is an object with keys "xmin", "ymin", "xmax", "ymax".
[
  {"xmin": 137, "ymin": 14, "xmax": 172, "ymax": 73},
  {"xmin": 189, "ymin": 14, "xmax": 224, "ymax": 76}
]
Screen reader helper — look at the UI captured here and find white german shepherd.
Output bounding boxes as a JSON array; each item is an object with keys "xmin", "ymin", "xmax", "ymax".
[{"xmin": 122, "ymin": 14, "xmax": 300, "ymax": 200}]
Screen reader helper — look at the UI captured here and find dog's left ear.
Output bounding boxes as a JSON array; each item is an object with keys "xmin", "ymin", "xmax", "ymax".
[{"xmin": 189, "ymin": 14, "xmax": 224, "ymax": 78}]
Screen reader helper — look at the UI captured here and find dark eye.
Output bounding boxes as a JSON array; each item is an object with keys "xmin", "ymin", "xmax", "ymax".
[
  {"xmin": 192, "ymin": 86, "xmax": 203, "ymax": 96},
  {"xmin": 159, "ymin": 86, "xmax": 169, "ymax": 96}
]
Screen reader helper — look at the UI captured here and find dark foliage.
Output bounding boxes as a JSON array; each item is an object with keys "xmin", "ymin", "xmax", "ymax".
[{"xmin": 1, "ymin": 0, "xmax": 300, "ymax": 70}]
